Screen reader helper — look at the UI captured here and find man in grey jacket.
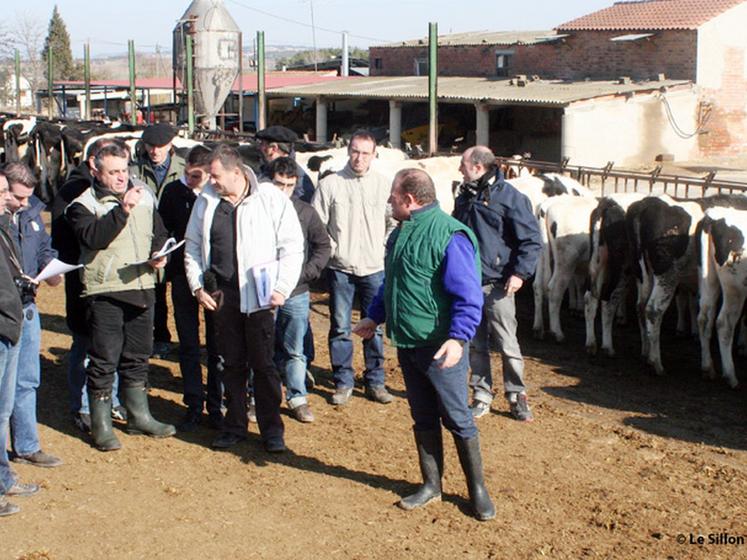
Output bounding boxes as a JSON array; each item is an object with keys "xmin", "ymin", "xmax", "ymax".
[{"xmin": 312, "ymin": 130, "xmax": 396, "ymax": 406}]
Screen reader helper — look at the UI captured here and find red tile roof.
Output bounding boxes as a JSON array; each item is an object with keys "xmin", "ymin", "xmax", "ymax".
[
  {"xmin": 557, "ymin": 0, "xmax": 745, "ymax": 31},
  {"xmin": 55, "ymin": 72, "xmax": 344, "ymax": 93}
]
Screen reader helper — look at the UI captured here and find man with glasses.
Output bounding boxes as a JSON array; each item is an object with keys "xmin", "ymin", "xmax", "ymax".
[
  {"xmin": 266, "ymin": 157, "xmax": 330, "ymax": 423},
  {"xmin": 159, "ymin": 145, "xmax": 223, "ymax": 432},
  {"xmin": 312, "ymin": 130, "xmax": 396, "ymax": 406}
]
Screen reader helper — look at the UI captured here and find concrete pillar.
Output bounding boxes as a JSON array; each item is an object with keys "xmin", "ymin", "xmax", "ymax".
[
  {"xmin": 561, "ymin": 107, "xmax": 575, "ymax": 163},
  {"xmin": 475, "ymin": 103, "xmax": 490, "ymax": 147},
  {"xmin": 316, "ymin": 96, "xmax": 328, "ymax": 143},
  {"xmin": 389, "ymin": 100, "xmax": 402, "ymax": 149}
]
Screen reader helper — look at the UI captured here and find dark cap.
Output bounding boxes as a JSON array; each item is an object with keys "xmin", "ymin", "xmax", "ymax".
[
  {"xmin": 142, "ymin": 123, "xmax": 177, "ymax": 147},
  {"xmin": 256, "ymin": 125, "xmax": 298, "ymax": 144}
]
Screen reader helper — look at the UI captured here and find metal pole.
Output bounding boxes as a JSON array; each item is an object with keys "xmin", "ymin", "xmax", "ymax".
[
  {"xmin": 186, "ymin": 33, "xmax": 195, "ymax": 134},
  {"xmin": 428, "ymin": 22, "xmax": 438, "ymax": 155},
  {"xmin": 238, "ymin": 32, "xmax": 244, "ymax": 133},
  {"xmin": 15, "ymin": 49, "xmax": 21, "ymax": 114},
  {"xmin": 257, "ymin": 31, "xmax": 266, "ymax": 131},
  {"xmin": 47, "ymin": 45, "xmax": 54, "ymax": 119},
  {"xmin": 84, "ymin": 43, "xmax": 91, "ymax": 120},
  {"xmin": 341, "ymin": 31, "xmax": 349, "ymax": 77},
  {"xmin": 309, "ymin": 1, "xmax": 318, "ymax": 72},
  {"xmin": 128, "ymin": 40, "xmax": 137, "ymax": 126}
]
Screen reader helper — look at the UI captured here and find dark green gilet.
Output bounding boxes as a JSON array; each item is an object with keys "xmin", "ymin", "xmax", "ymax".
[{"xmin": 384, "ymin": 203, "xmax": 479, "ymax": 348}]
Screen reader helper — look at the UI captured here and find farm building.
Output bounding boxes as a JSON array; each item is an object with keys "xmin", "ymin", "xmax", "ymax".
[{"xmin": 269, "ymin": 0, "xmax": 746, "ymax": 166}]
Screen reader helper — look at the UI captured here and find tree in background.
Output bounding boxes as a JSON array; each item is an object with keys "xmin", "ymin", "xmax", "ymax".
[
  {"xmin": 42, "ymin": 5, "xmax": 81, "ymax": 81},
  {"xmin": 275, "ymin": 47, "xmax": 368, "ymax": 70}
]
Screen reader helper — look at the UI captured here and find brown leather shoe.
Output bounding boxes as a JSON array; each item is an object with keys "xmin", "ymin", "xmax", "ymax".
[
  {"xmin": 12, "ymin": 450, "xmax": 63, "ymax": 468},
  {"xmin": 291, "ymin": 404, "xmax": 315, "ymax": 423}
]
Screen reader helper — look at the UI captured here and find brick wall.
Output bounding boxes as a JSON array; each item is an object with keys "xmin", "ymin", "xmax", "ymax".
[
  {"xmin": 698, "ymin": 47, "xmax": 747, "ymax": 157},
  {"xmin": 370, "ymin": 30, "xmax": 698, "ymax": 81}
]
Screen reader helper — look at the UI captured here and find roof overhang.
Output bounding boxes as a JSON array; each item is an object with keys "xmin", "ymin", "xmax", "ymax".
[{"xmin": 266, "ymin": 76, "xmax": 693, "ymax": 108}]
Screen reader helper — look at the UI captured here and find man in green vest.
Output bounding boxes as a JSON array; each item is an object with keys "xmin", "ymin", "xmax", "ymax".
[
  {"xmin": 354, "ymin": 168, "xmax": 495, "ymax": 521},
  {"xmin": 66, "ymin": 141, "xmax": 176, "ymax": 452}
]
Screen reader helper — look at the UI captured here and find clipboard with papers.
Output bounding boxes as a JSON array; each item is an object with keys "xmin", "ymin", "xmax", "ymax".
[{"xmin": 126, "ymin": 238, "xmax": 185, "ymax": 266}]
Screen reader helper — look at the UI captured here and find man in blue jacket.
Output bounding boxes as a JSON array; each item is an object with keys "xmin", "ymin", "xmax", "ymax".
[
  {"xmin": 452, "ymin": 146, "xmax": 541, "ymax": 422},
  {"xmin": 4, "ymin": 163, "xmax": 63, "ymax": 468}
]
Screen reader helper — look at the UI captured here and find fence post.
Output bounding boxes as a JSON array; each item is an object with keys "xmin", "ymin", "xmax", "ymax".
[
  {"xmin": 15, "ymin": 49, "xmax": 21, "ymax": 114},
  {"xmin": 47, "ymin": 45, "xmax": 54, "ymax": 119},
  {"xmin": 128, "ymin": 40, "xmax": 137, "ymax": 126},
  {"xmin": 84, "ymin": 43, "xmax": 91, "ymax": 120}
]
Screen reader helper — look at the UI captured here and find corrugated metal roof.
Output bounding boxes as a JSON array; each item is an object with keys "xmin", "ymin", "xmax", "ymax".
[
  {"xmin": 557, "ymin": 0, "xmax": 744, "ymax": 31},
  {"xmin": 267, "ymin": 76, "xmax": 692, "ymax": 106},
  {"xmin": 378, "ymin": 30, "xmax": 554, "ymax": 48}
]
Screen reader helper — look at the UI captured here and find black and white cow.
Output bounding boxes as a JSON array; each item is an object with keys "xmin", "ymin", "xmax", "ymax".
[
  {"xmin": 584, "ymin": 193, "xmax": 646, "ymax": 356},
  {"xmin": 696, "ymin": 195, "xmax": 747, "ymax": 388},
  {"xmin": 626, "ymin": 195, "xmax": 704, "ymax": 375},
  {"xmin": 532, "ymin": 194, "xmax": 599, "ymax": 342}
]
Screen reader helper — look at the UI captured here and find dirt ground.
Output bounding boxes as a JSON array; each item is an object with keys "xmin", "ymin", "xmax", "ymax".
[{"xmin": 3, "ymin": 281, "xmax": 746, "ymax": 560}]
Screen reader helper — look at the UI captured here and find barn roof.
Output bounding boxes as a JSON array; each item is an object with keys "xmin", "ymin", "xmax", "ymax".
[
  {"xmin": 377, "ymin": 30, "xmax": 556, "ymax": 48},
  {"xmin": 557, "ymin": 0, "xmax": 745, "ymax": 31},
  {"xmin": 53, "ymin": 72, "xmax": 343, "ymax": 94},
  {"xmin": 267, "ymin": 75, "xmax": 692, "ymax": 107}
]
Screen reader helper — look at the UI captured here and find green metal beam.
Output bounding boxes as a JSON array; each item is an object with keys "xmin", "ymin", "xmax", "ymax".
[
  {"xmin": 15, "ymin": 49, "xmax": 21, "ymax": 114},
  {"xmin": 428, "ymin": 22, "xmax": 438, "ymax": 155},
  {"xmin": 47, "ymin": 45, "xmax": 54, "ymax": 119},
  {"xmin": 257, "ymin": 31, "xmax": 266, "ymax": 131},
  {"xmin": 128, "ymin": 40, "xmax": 137, "ymax": 126},
  {"xmin": 84, "ymin": 43, "xmax": 91, "ymax": 120},
  {"xmin": 186, "ymin": 33, "xmax": 195, "ymax": 134}
]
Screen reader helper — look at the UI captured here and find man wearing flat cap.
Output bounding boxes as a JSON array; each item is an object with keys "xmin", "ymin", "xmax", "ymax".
[
  {"xmin": 132, "ymin": 123, "xmax": 187, "ymax": 359},
  {"xmin": 256, "ymin": 126, "xmax": 314, "ymax": 203}
]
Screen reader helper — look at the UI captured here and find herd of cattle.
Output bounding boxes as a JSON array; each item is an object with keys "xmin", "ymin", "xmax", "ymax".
[{"xmin": 2, "ymin": 112, "xmax": 745, "ymax": 390}]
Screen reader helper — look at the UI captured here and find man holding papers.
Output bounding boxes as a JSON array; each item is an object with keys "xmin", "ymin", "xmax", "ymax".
[
  {"xmin": 184, "ymin": 144, "xmax": 303, "ymax": 453},
  {"xmin": 4, "ymin": 163, "xmax": 63, "ymax": 468},
  {"xmin": 66, "ymin": 142, "xmax": 176, "ymax": 452}
]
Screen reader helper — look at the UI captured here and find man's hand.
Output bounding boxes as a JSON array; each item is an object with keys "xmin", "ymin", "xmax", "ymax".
[
  {"xmin": 269, "ymin": 290, "xmax": 286, "ymax": 308},
  {"xmin": 148, "ymin": 254, "xmax": 167, "ymax": 269},
  {"xmin": 353, "ymin": 317, "xmax": 377, "ymax": 340},
  {"xmin": 433, "ymin": 339, "xmax": 464, "ymax": 369},
  {"xmin": 195, "ymin": 288, "xmax": 218, "ymax": 311},
  {"xmin": 45, "ymin": 273, "xmax": 63, "ymax": 287},
  {"xmin": 121, "ymin": 186, "xmax": 143, "ymax": 214},
  {"xmin": 505, "ymin": 275, "xmax": 524, "ymax": 295}
]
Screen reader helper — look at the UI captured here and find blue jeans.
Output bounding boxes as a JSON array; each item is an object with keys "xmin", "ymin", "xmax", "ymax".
[
  {"xmin": 398, "ymin": 344, "xmax": 477, "ymax": 440},
  {"xmin": 0, "ymin": 337, "xmax": 20, "ymax": 495},
  {"xmin": 10, "ymin": 304, "xmax": 41, "ymax": 455},
  {"xmin": 67, "ymin": 332, "xmax": 121, "ymax": 415},
  {"xmin": 328, "ymin": 269, "xmax": 385, "ymax": 389},
  {"xmin": 275, "ymin": 291, "xmax": 310, "ymax": 408}
]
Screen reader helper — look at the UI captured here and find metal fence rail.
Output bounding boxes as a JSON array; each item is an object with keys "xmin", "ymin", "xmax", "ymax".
[{"xmin": 495, "ymin": 157, "xmax": 747, "ymax": 199}]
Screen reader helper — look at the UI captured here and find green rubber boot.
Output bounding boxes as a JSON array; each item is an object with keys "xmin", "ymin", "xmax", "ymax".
[
  {"xmin": 121, "ymin": 385, "xmax": 176, "ymax": 438},
  {"xmin": 88, "ymin": 390, "xmax": 122, "ymax": 452}
]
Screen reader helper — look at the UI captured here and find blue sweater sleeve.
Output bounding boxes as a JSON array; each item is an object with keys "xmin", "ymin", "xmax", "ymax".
[
  {"xmin": 443, "ymin": 233, "xmax": 483, "ymax": 341},
  {"xmin": 367, "ymin": 278, "xmax": 387, "ymax": 325}
]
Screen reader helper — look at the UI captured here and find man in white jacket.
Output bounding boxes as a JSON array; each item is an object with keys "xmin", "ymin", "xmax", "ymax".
[{"xmin": 184, "ymin": 144, "xmax": 303, "ymax": 452}]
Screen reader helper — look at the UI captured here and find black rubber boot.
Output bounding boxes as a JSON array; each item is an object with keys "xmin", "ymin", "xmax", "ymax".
[
  {"xmin": 398, "ymin": 429, "xmax": 443, "ymax": 510},
  {"xmin": 121, "ymin": 385, "xmax": 176, "ymax": 438},
  {"xmin": 453, "ymin": 434, "xmax": 496, "ymax": 521},
  {"xmin": 88, "ymin": 390, "xmax": 122, "ymax": 452}
]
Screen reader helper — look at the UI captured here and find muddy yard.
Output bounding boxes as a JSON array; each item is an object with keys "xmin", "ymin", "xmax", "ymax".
[{"xmin": 3, "ymin": 283, "xmax": 746, "ymax": 560}]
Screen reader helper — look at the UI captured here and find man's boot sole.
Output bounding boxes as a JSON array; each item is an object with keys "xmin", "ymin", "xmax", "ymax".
[{"xmin": 397, "ymin": 492, "xmax": 442, "ymax": 511}]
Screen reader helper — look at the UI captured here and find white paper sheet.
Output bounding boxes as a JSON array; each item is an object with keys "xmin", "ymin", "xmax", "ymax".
[
  {"xmin": 127, "ymin": 238, "xmax": 185, "ymax": 266},
  {"xmin": 33, "ymin": 258, "xmax": 83, "ymax": 283}
]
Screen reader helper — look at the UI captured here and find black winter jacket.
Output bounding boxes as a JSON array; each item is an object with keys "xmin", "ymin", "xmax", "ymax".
[
  {"xmin": 452, "ymin": 167, "xmax": 541, "ymax": 284},
  {"xmin": 290, "ymin": 198, "xmax": 331, "ymax": 298},
  {"xmin": 0, "ymin": 214, "xmax": 23, "ymax": 345}
]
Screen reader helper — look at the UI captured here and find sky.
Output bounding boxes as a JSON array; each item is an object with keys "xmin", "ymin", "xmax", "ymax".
[{"xmin": 11, "ymin": 0, "xmax": 615, "ymax": 56}]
